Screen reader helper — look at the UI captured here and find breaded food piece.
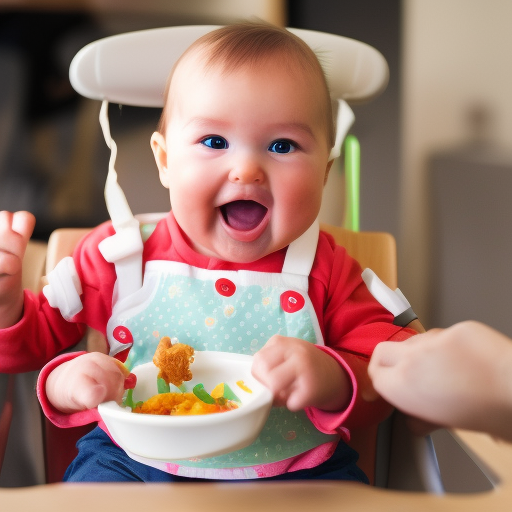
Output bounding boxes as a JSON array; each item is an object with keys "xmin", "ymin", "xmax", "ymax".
[{"xmin": 153, "ymin": 336, "xmax": 194, "ymax": 387}]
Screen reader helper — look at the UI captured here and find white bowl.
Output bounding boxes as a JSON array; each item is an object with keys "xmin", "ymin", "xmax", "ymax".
[{"xmin": 98, "ymin": 351, "xmax": 273, "ymax": 461}]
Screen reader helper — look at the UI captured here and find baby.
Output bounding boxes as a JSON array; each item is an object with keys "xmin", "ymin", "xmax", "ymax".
[{"xmin": 0, "ymin": 22, "xmax": 414, "ymax": 482}]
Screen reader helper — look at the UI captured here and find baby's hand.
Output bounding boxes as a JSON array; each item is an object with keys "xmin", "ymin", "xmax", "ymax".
[
  {"xmin": 251, "ymin": 336, "xmax": 351, "ymax": 412},
  {"xmin": 46, "ymin": 352, "xmax": 132, "ymax": 414},
  {"xmin": 0, "ymin": 211, "xmax": 36, "ymax": 327},
  {"xmin": 0, "ymin": 211, "xmax": 36, "ymax": 278}
]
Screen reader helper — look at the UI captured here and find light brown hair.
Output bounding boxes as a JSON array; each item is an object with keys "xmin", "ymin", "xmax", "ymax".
[{"xmin": 156, "ymin": 21, "xmax": 334, "ymax": 147}]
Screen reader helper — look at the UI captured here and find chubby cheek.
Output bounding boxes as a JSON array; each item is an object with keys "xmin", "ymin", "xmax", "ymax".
[
  {"xmin": 169, "ymin": 177, "xmax": 218, "ymax": 232},
  {"xmin": 168, "ymin": 165, "xmax": 208, "ymax": 204},
  {"xmin": 274, "ymin": 174, "xmax": 323, "ymax": 225}
]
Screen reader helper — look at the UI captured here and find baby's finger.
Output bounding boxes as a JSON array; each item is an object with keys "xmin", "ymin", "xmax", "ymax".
[
  {"xmin": 251, "ymin": 346, "xmax": 285, "ymax": 380},
  {"xmin": 84, "ymin": 358, "xmax": 126, "ymax": 395},
  {"xmin": 82, "ymin": 371, "xmax": 125, "ymax": 405},
  {"xmin": 0, "ymin": 252, "xmax": 22, "ymax": 277},
  {"xmin": 263, "ymin": 358, "xmax": 296, "ymax": 395},
  {"xmin": 11, "ymin": 211, "xmax": 36, "ymax": 243},
  {"xmin": 73, "ymin": 381, "xmax": 110, "ymax": 410},
  {"xmin": 0, "ymin": 212, "xmax": 16, "ymax": 248},
  {"xmin": 0, "ymin": 212, "xmax": 35, "ymax": 272}
]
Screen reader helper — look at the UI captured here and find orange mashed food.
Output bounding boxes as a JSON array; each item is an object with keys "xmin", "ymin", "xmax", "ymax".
[{"xmin": 133, "ymin": 392, "xmax": 238, "ymax": 416}]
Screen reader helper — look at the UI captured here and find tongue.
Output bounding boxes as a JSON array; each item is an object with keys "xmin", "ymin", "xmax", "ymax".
[{"xmin": 222, "ymin": 200, "xmax": 267, "ymax": 231}]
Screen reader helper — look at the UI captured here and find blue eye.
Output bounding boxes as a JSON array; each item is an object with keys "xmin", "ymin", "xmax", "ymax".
[
  {"xmin": 201, "ymin": 136, "xmax": 228, "ymax": 150},
  {"xmin": 268, "ymin": 140, "xmax": 295, "ymax": 154}
]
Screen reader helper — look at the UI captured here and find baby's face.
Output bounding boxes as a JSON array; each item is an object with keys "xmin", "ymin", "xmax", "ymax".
[{"xmin": 152, "ymin": 52, "xmax": 333, "ymax": 262}]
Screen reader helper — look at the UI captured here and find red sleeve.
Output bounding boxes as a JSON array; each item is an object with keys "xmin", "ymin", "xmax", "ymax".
[
  {"xmin": 306, "ymin": 232, "xmax": 417, "ymax": 433},
  {"xmin": 0, "ymin": 290, "xmax": 86, "ymax": 373},
  {"xmin": 0, "ymin": 221, "xmax": 118, "ymax": 374}
]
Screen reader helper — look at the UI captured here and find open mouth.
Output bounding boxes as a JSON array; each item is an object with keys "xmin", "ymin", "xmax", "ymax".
[{"xmin": 220, "ymin": 200, "xmax": 268, "ymax": 231}]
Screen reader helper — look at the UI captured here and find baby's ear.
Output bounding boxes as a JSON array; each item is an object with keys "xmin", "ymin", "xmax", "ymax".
[
  {"xmin": 324, "ymin": 159, "xmax": 334, "ymax": 185},
  {"xmin": 151, "ymin": 132, "xmax": 169, "ymax": 188}
]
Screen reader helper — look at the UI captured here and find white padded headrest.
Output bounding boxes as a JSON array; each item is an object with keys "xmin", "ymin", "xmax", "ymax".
[{"xmin": 69, "ymin": 25, "xmax": 389, "ymax": 107}]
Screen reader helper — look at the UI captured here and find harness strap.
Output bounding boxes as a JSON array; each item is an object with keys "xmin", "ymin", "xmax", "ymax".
[
  {"xmin": 98, "ymin": 100, "xmax": 143, "ymax": 304},
  {"xmin": 281, "ymin": 220, "xmax": 320, "ymax": 277}
]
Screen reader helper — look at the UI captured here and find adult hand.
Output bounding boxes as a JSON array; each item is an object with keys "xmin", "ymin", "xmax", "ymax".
[{"xmin": 369, "ymin": 321, "xmax": 512, "ymax": 440}]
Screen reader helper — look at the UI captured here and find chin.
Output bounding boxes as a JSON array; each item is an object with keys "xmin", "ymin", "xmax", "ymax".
[
  {"xmin": 219, "ymin": 247, "xmax": 267, "ymax": 264},
  {"xmin": 216, "ymin": 238, "xmax": 274, "ymax": 263}
]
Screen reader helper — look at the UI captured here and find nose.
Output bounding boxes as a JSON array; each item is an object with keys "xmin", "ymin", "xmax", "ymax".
[{"xmin": 228, "ymin": 154, "xmax": 265, "ymax": 184}]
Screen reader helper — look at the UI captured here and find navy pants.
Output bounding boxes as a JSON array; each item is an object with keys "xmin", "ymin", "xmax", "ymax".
[{"xmin": 64, "ymin": 426, "xmax": 369, "ymax": 483}]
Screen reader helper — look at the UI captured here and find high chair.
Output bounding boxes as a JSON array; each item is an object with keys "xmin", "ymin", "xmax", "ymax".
[{"xmin": 2, "ymin": 24, "xmax": 512, "ymax": 512}]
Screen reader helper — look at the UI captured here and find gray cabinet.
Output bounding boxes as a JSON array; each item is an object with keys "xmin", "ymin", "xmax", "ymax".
[{"xmin": 429, "ymin": 147, "xmax": 512, "ymax": 336}]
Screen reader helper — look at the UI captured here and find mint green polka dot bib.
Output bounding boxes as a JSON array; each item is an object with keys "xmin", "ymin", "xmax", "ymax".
[{"xmin": 105, "ymin": 221, "xmax": 338, "ymax": 476}]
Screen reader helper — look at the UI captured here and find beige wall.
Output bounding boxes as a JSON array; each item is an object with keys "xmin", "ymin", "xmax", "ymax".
[{"xmin": 400, "ymin": 0, "xmax": 512, "ymax": 324}]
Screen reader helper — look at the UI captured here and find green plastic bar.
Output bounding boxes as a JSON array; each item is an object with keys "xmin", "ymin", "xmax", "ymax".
[{"xmin": 343, "ymin": 135, "xmax": 360, "ymax": 232}]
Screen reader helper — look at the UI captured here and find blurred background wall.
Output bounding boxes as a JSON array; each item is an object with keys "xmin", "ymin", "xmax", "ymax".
[
  {"xmin": 1, "ymin": 0, "xmax": 512, "ymax": 487},
  {"xmin": 401, "ymin": 0, "xmax": 512, "ymax": 331}
]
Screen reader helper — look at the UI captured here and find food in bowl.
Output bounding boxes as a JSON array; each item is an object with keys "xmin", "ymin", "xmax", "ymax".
[
  {"xmin": 125, "ymin": 336, "xmax": 245, "ymax": 417},
  {"xmin": 98, "ymin": 350, "xmax": 273, "ymax": 461},
  {"xmin": 132, "ymin": 391, "xmax": 239, "ymax": 416}
]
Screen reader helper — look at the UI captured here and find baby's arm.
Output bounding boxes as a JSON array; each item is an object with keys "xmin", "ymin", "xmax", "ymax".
[
  {"xmin": 45, "ymin": 352, "xmax": 133, "ymax": 414},
  {"xmin": 0, "ymin": 211, "xmax": 36, "ymax": 328},
  {"xmin": 251, "ymin": 336, "xmax": 351, "ymax": 412},
  {"xmin": 368, "ymin": 321, "xmax": 512, "ymax": 441}
]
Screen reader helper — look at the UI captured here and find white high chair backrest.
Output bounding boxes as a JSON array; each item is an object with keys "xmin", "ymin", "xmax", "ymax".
[
  {"xmin": 69, "ymin": 25, "xmax": 388, "ymax": 107},
  {"xmin": 69, "ymin": 25, "xmax": 389, "ymax": 161}
]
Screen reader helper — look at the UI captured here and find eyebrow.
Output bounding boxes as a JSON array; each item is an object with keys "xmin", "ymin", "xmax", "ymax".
[
  {"xmin": 185, "ymin": 117, "xmax": 318, "ymax": 140},
  {"xmin": 269, "ymin": 122, "xmax": 317, "ymax": 140},
  {"xmin": 183, "ymin": 117, "xmax": 231, "ymax": 130}
]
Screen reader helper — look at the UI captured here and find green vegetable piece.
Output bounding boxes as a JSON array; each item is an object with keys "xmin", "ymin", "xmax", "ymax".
[
  {"xmin": 157, "ymin": 377, "xmax": 170, "ymax": 394},
  {"xmin": 123, "ymin": 388, "xmax": 135, "ymax": 409},
  {"xmin": 123, "ymin": 389, "xmax": 143, "ymax": 410},
  {"xmin": 193, "ymin": 383, "xmax": 216, "ymax": 404},
  {"xmin": 222, "ymin": 383, "xmax": 241, "ymax": 403}
]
